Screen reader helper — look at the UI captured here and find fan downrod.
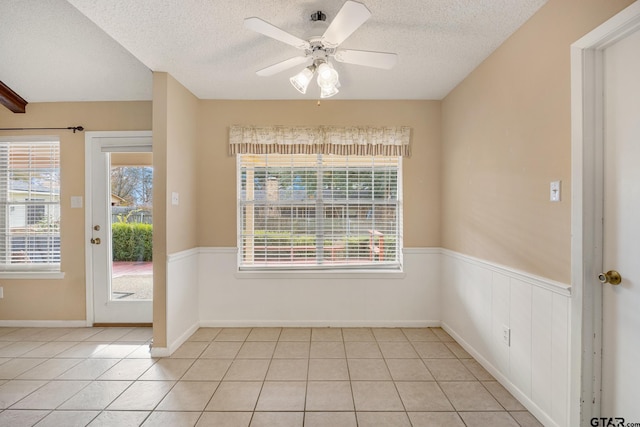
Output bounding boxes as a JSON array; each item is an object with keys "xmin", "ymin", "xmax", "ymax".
[{"xmin": 310, "ymin": 11, "xmax": 326, "ymax": 21}]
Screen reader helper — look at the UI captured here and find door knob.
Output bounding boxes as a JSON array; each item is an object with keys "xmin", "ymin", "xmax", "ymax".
[
  {"xmin": 598, "ymin": 270, "xmax": 621, "ymax": 285},
  {"xmin": 90, "ymin": 237, "xmax": 101, "ymax": 245}
]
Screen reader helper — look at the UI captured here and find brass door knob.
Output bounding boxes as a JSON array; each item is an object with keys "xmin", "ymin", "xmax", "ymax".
[
  {"xmin": 90, "ymin": 237, "xmax": 101, "ymax": 245},
  {"xmin": 598, "ymin": 270, "xmax": 621, "ymax": 285}
]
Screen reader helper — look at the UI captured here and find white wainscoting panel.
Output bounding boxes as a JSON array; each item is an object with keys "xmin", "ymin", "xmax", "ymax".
[
  {"xmin": 532, "ymin": 286, "xmax": 553, "ymax": 415},
  {"xmin": 510, "ymin": 278, "xmax": 533, "ymax": 398},
  {"xmin": 164, "ymin": 248, "xmax": 200, "ymax": 355},
  {"xmin": 198, "ymin": 248, "xmax": 441, "ymax": 327},
  {"xmin": 491, "ymin": 272, "xmax": 511, "ymax": 375},
  {"xmin": 551, "ymin": 291, "xmax": 570, "ymax": 425},
  {"xmin": 441, "ymin": 250, "xmax": 571, "ymax": 427},
  {"xmin": 153, "ymin": 246, "xmax": 573, "ymax": 426}
]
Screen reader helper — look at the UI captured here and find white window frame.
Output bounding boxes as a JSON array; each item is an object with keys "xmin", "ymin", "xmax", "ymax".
[
  {"xmin": 0, "ymin": 136, "xmax": 64, "ymax": 279},
  {"xmin": 236, "ymin": 153, "xmax": 404, "ymax": 274}
]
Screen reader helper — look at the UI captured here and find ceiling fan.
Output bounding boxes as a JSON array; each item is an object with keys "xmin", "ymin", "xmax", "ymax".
[{"xmin": 244, "ymin": 0, "xmax": 398, "ymax": 98}]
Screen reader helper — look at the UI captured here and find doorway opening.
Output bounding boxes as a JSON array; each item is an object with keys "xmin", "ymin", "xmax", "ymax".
[
  {"xmin": 110, "ymin": 157, "xmax": 153, "ymax": 301},
  {"xmin": 86, "ymin": 131, "xmax": 153, "ymax": 325}
]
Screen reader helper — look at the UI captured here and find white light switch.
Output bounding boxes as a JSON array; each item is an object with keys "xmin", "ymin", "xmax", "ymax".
[
  {"xmin": 171, "ymin": 192, "xmax": 179, "ymax": 206},
  {"xmin": 502, "ymin": 325, "xmax": 511, "ymax": 346},
  {"xmin": 71, "ymin": 196, "xmax": 83, "ymax": 208},
  {"xmin": 550, "ymin": 180, "xmax": 561, "ymax": 202},
  {"xmin": 0, "ymin": 286, "xmax": 3, "ymax": 299}
]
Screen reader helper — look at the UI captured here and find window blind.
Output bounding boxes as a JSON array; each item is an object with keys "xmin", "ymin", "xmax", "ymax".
[
  {"xmin": 238, "ymin": 153, "xmax": 402, "ymax": 270},
  {"xmin": 0, "ymin": 140, "xmax": 61, "ymax": 270}
]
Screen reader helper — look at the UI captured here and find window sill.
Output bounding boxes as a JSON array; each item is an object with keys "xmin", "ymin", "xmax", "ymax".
[
  {"xmin": 0, "ymin": 271, "xmax": 65, "ymax": 280},
  {"xmin": 235, "ymin": 269, "xmax": 405, "ymax": 280}
]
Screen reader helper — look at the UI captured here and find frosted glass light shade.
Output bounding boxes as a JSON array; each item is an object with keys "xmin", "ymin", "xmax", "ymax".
[
  {"xmin": 320, "ymin": 84, "xmax": 339, "ymax": 98},
  {"xmin": 316, "ymin": 63, "xmax": 339, "ymax": 88},
  {"xmin": 290, "ymin": 67, "xmax": 315, "ymax": 94}
]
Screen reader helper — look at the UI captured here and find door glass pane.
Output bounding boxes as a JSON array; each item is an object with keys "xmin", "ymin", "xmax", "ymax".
[{"xmin": 109, "ymin": 153, "xmax": 153, "ymax": 301}]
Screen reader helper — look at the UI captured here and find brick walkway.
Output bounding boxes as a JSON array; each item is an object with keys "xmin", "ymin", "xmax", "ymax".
[{"xmin": 112, "ymin": 261, "xmax": 153, "ymax": 278}]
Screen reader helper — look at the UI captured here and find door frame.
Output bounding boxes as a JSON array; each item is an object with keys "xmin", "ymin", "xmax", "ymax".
[
  {"xmin": 84, "ymin": 130, "xmax": 153, "ymax": 326},
  {"xmin": 570, "ymin": 3, "xmax": 640, "ymax": 425}
]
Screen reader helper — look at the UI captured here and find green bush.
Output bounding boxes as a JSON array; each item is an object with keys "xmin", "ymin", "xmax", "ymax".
[{"xmin": 112, "ymin": 222, "xmax": 153, "ymax": 262}]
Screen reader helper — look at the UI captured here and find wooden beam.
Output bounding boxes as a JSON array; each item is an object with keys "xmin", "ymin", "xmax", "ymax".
[{"xmin": 0, "ymin": 80, "xmax": 28, "ymax": 113}]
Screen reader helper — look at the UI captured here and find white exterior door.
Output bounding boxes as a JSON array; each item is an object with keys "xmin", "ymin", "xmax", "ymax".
[
  {"xmin": 86, "ymin": 131, "xmax": 153, "ymax": 324},
  {"xmin": 601, "ymin": 27, "xmax": 640, "ymax": 421}
]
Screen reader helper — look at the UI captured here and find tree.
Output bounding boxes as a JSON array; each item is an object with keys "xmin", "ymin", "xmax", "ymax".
[
  {"xmin": 135, "ymin": 167, "xmax": 153, "ymax": 207},
  {"xmin": 111, "ymin": 167, "xmax": 153, "ymax": 207}
]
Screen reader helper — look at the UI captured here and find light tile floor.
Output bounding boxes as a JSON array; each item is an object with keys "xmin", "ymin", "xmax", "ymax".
[{"xmin": 0, "ymin": 326, "xmax": 544, "ymax": 427}]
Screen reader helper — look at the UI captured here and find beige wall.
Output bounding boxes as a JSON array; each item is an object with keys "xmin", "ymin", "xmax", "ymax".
[
  {"xmin": 166, "ymin": 76, "xmax": 199, "ymax": 254},
  {"xmin": 196, "ymin": 100, "xmax": 441, "ymax": 248},
  {"xmin": 441, "ymin": 0, "xmax": 634, "ymax": 283},
  {"xmin": 152, "ymin": 73, "xmax": 168, "ymax": 343},
  {"xmin": 3, "ymin": 0, "xmax": 629, "ymax": 322},
  {"xmin": 0, "ymin": 101, "xmax": 151, "ymax": 320},
  {"xmin": 151, "ymin": 72, "xmax": 199, "ymax": 347}
]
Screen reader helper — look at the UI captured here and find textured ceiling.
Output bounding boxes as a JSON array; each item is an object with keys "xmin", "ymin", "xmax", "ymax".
[
  {"xmin": 0, "ymin": 0, "xmax": 151, "ymax": 102},
  {"xmin": 1, "ymin": 0, "xmax": 547, "ymax": 103}
]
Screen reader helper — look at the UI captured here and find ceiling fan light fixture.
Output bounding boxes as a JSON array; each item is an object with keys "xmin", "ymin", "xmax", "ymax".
[
  {"xmin": 246, "ymin": 1, "xmax": 398, "ymax": 98},
  {"xmin": 320, "ymin": 83, "xmax": 339, "ymax": 98},
  {"xmin": 289, "ymin": 66, "xmax": 315, "ymax": 94},
  {"xmin": 316, "ymin": 62, "xmax": 339, "ymax": 88}
]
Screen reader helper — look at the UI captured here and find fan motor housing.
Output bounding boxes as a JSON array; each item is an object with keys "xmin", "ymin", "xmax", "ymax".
[{"xmin": 310, "ymin": 11, "xmax": 326, "ymax": 21}]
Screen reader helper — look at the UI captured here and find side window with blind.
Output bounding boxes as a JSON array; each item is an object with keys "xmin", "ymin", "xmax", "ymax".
[
  {"xmin": 0, "ymin": 140, "xmax": 61, "ymax": 271},
  {"xmin": 238, "ymin": 153, "xmax": 402, "ymax": 270}
]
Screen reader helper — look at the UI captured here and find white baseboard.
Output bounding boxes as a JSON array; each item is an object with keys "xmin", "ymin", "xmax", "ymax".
[
  {"xmin": 150, "ymin": 346, "xmax": 170, "ymax": 357},
  {"xmin": 199, "ymin": 320, "xmax": 441, "ymax": 328},
  {"xmin": 0, "ymin": 320, "xmax": 88, "ymax": 328},
  {"xmin": 151, "ymin": 320, "xmax": 199, "ymax": 357},
  {"xmin": 442, "ymin": 322, "xmax": 558, "ymax": 427}
]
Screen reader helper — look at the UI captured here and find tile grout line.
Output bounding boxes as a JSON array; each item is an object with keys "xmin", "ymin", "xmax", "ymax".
[
  {"xmin": 379, "ymin": 328, "xmax": 410, "ymax": 425},
  {"xmin": 341, "ymin": 329, "xmax": 358, "ymax": 426},
  {"xmin": 0, "ymin": 326, "xmax": 542, "ymax": 427},
  {"xmin": 192, "ymin": 326, "xmax": 225, "ymax": 427},
  {"xmin": 302, "ymin": 328, "xmax": 311, "ymax": 426}
]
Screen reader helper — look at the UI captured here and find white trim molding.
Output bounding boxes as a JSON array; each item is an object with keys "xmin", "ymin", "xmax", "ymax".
[
  {"xmin": 151, "ymin": 322, "xmax": 199, "ymax": 358},
  {"xmin": 570, "ymin": 3, "xmax": 640, "ymax": 425},
  {"xmin": 199, "ymin": 320, "xmax": 440, "ymax": 328},
  {"xmin": 441, "ymin": 249, "xmax": 571, "ymax": 296},
  {"xmin": 0, "ymin": 272, "xmax": 65, "ymax": 280},
  {"xmin": 84, "ymin": 130, "xmax": 153, "ymax": 325},
  {"xmin": 167, "ymin": 247, "xmax": 200, "ymax": 263},
  {"xmin": 0, "ymin": 320, "xmax": 88, "ymax": 328}
]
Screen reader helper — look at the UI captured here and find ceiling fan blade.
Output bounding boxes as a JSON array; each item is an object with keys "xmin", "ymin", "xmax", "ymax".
[
  {"xmin": 321, "ymin": 1, "xmax": 372, "ymax": 48},
  {"xmin": 244, "ymin": 17, "xmax": 310, "ymax": 50},
  {"xmin": 256, "ymin": 56, "xmax": 310, "ymax": 76},
  {"xmin": 334, "ymin": 49, "xmax": 398, "ymax": 70}
]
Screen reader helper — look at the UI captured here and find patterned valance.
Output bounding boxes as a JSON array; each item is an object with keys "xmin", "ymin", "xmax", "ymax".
[{"xmin": 229, "ymin": 125, "xmax": 411, "ymax": 157}]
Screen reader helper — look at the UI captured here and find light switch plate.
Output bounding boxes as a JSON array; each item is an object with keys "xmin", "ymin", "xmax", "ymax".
[
  {"xmin": 502, "ymin": 325, "xmax": 511, "ymax": 346},
  {"xmin": 550, "ymin": 180, "xmax": 561, "ymax": 202},
  {"xmin": 171, "ymin": 192, "xmax": 179, "ymax": 206},
  {"xmin": 71, "ymin": 196, "xmax": 83, "ymax": 208}
]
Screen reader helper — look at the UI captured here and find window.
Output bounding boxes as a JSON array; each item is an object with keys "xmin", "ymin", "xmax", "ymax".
[
  {"xmin": 238, "ymin": 153, "xmax": 402, "ymax": 270},
  {"xmin": 0, "ymin": 140, "xmax": 61, "ymax": 271}
]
